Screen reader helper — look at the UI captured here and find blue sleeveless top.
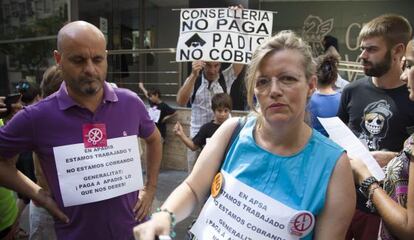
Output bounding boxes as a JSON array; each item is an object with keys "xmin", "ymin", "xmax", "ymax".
[{"xmin": 222, "ymin": 116, "xmax": 344, "ymax": 239}]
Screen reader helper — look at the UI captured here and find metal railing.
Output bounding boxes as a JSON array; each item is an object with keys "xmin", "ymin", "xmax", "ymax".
[
  {"xmin": 107, "ymin": 48, "xmax": 184, "ymax": 98},
  {"xmin": 105, "ymin": 48, "xmax": 365, "ymax": 97},
  {"xmin": 338, "ymin": 60, "xmax": 365, "ymax": 82}
]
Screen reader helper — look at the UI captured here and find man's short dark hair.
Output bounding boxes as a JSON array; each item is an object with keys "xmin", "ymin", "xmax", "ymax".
[
  {"xmin": 211, "ymin": 93, "xmax": 232, "ymax": 111},
  {"xmin": 359, "ymin": 14, "xmax": 413, "ymax": 48}
]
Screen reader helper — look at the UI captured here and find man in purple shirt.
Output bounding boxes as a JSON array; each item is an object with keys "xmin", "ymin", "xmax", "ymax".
[{"xmin": 0, "ymin": 21, "xmax": 162, "ymax": 240}]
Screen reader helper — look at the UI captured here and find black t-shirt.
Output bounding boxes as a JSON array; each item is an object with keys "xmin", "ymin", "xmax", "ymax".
[
  {"xmin": 338, "ymin": 77, "xmax": 414, "ymax": 151},
  {"xmin": 149, "ymin": 101, "xmax": 176, "ymax": 138},
  {"xmin": 192, "ymin": 121, "xmax": 221, "ymax": 148},
  {"xmin": 338, "ymin": 76, "xmax": 414, "ymax": 212}
]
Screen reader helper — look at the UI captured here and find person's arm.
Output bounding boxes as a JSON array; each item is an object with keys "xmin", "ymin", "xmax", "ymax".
[
  {"xmin": 0, "ymin": 96, "xmax": 23, "ymax": 120},
  {"xmin": 133, "ymin": 128, "xmax": 162, "ymax": 221},
  {"xmin": 176, "ymin": 61, "xmax": 204, "ymax": 106},
  {"xmin": 160, "ymin": 104, "xmax": 177, "ymax": 123},
  {"xmin": 371, "ymin": 151, "xmax": 398, "ymax": 167},
  {"xmin": 0, "ymin": 156, "xmax": 68, "ymax": 223},
  {"xmin": 161, "ymin": 112, "xmax": 177, "ymax": 123},
  {"xmin": 225, "ymin": 5, "xmax": 244, "ymax": 83},
  {"xmin": 173, "ymin": 122, "xmax": 200, "ymax": 151},
  {"xmin": 133, "ymin": 118, "xmax": 240, "ymax": 240},
  {"xmin": 0, "ymin": 96, "xmax": 6, "ymax": 115},
  {"xmin": 314, "ymin": 153, "xmax": 356, "ymax": 239},
  {"xmin": 138, "ymin": 82, "xmax": 148, "ymax": 98},
  {"xmin": 350, "ymin": 157, "xmax": 414, "ymax": 239},
  {"xmin": 232, "ymin": 63, "xmax": 244, "ymax": 78}
]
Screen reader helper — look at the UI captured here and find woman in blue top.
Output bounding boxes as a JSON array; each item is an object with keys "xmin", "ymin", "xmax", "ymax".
[
  {"xmin": 133, "ymin": 31, "xmax": 355, "ymax": 240},
  {"xmin": 308, "ymin": 53, "xmax": 342, "ymax": 136}
]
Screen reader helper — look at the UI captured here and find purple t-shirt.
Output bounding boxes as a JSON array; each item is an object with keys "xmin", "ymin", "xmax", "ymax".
[{"xmin": 0, "ymin": 82, "xmax": 155, "ymax": 240}]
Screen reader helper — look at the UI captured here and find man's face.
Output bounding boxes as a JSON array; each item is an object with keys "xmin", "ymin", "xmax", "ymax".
[
  {"xmin": 203, "ymin": 62, "xmax": 221, "ymax": 81},
  {"xmin": 401, "ymin": 42, "xmax": 414, "ymax": 101},
  {"xmin": 359, "ymin": 36, "xmax": 392, "ymax": 77},
  {"xmin": 55, "ymin": 32, "xmax": 107, "ymax": 97}
]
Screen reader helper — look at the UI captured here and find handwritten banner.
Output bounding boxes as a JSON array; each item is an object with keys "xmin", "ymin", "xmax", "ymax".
[
  {"xmin": 176, "ymin": 8, "xmax": 273, "ymax": 64},
  {"xmin": 190, "ymin": 171, "xmax": 315, "ymax": 240},
  {"xmin": 53, "ymin": 135, "xmax": 143, "ymax": 207}
]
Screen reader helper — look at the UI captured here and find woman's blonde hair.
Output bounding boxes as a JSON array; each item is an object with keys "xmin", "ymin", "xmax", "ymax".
[{"xmin": 245, "ymin": 30, "xmax": 316, "ymax": 111}]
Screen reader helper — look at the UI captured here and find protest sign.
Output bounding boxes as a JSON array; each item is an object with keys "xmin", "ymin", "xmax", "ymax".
[
  {"xmin": 176, "ymin": 8, "xmax": 273, "ymax": 64},
  {"xmin": 53, "ymin": 135, "xmax": 143, "ymax": 207}
]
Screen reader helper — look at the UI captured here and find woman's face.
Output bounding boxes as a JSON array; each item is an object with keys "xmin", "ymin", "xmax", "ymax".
[
  {"xmin": 254, "ymin": 49, "xmax": 315, "ymax": 125},
  {"xmin": 401, "ymin": 42, "xmax": 414, "ymax": 101}
]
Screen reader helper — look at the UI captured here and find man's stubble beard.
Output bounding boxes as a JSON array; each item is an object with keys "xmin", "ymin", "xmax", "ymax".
[{"xmin": 363, "ymin": 50, "xmax": 392, "ymax": 77}]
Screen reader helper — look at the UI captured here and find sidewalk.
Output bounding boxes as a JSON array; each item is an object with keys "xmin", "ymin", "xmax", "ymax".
[
  {"xmin": 18, "ymin": 170, "xmax": 194, "ymax": 239},
  {"xmin": 152, "ymin": 170, "xmax": 198, "ymax": 239}
]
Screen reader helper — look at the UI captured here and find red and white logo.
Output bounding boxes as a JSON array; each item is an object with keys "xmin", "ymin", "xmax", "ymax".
[
  {"xmin": 82, "ymin": 123, "xmax": 107, "ymax": 148},
  {"xmin": 288, "ymin": 211, "xmax": 315, "ymax": 237}
]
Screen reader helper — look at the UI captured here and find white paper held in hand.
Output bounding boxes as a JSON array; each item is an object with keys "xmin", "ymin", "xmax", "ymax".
[{"xmin": 318, "ymin": 117, "xmax": 385, "ymax": 180}]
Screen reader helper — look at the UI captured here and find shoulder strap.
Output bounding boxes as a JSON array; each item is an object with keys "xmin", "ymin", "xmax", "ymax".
[
  {"xmin": 218, "ymin": 73, "xmax": 227, "ymax": 93},
  {"xmin": 189, "ymin": 73, "xmax": 227, "ymax": 106},
  {"xmin": 188, "ymin": 75, "xmax": 202, "ymax": 107},
  {"xmin": 219, "ymin": 117, "xmax": 247, "ymax": 170}
]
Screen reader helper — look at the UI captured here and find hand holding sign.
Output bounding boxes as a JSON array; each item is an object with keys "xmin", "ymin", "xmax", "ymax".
[
  {"xmin": 229, "ymin": 4, "xmax": 244, "ymax": 10},
  {"xmin": 191, "ymin": 60, "xmax": 205, "ymax": 76}
]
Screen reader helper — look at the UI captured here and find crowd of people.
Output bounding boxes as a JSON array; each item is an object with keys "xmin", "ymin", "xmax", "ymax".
[{"xmin": 0, "ymin": 6, "xmax": 413, "ymax": 240}]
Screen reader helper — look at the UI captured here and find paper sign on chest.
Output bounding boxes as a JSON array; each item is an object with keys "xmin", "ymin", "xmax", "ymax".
[
  {"xmin": 53, "ymin": 135, "xmax": 143, "ymax": 207},
  {"xmin": 190, "ymin": 171, "xmax": 315, "ymax": 240}
]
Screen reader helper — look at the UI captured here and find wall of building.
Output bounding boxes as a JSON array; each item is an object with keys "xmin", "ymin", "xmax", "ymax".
[{"xmin": 261, "ymin": 1, "xmax": 414, "ymax": 63}]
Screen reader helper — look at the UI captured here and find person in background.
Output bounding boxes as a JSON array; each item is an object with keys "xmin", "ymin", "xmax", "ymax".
[
  {"xmin": 40, "ymin": 65, "xmax": 64, "ymax": 98},
  {"xmin": 133, "ymin": 30, "xmax": 355, "ymax": 240},
  {"xmin": 308, "ymin": 53, "xmax": 342, "ymax": 136},
  {"xmin": 147, "ymin": 88, "xmax": 177, "ymax": 140},
  {"xmin": 323, "ymin": 35, "xmax": 349, "ymax": 92},
  {"xmin": 174, "ymin": 93, "xmax": 232, "ymax": 151},
  {"xmin": 29, "ymin": 65, "xmax": 63, "ymax": 240},
  {"xmin": 176, "ymin": 5, "xmax": 245, "ymax": 173},
  {"xmin": 0, "ymin": 186, "xmax": 18, "ymax": 240},
  {"xmin": 14, "ymin": 80, "xmax": 41, "ymax": 239},
  {"xmin": 176, "ymin": 60, "xmax": 243, "ymax": 172},
  {"xmin": 337, "ymin": 14, "xmax": 414, "ymax": 240},
  {"xmin": 0, "ymin": 115, "xmax": 18, "ymax": 240},
  {"xmin": 349, "ymin": 38, "xmax": 414, "ymax": 240}
]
